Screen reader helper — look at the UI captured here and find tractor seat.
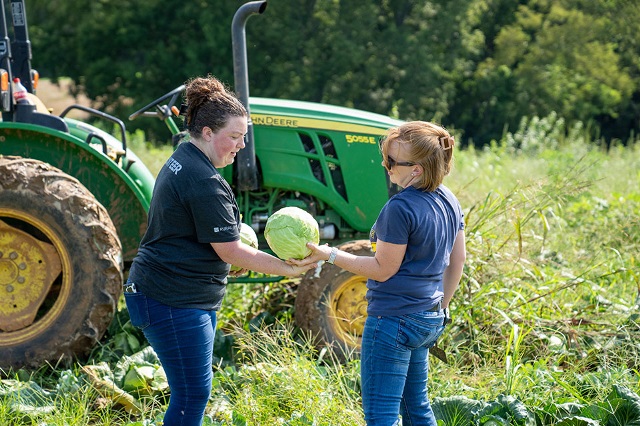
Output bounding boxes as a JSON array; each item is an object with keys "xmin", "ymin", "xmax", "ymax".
[{"xmin": 14, "ymin": 93, "xmax": 69, "ymax": 133}]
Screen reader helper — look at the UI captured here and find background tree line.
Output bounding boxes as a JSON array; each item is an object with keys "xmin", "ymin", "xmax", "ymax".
[{"xmin": 26, "ymin": 0, "xmax": 640, "ymax": 146}]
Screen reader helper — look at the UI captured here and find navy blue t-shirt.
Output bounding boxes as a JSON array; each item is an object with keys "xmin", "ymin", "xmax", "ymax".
[
  {"xmin": 367, "ymin": 184, "xmax": 464, "ymax": 316},
  {"xmin": 129, "ymin": 142, "xmax": 240, "ymax": 310}
]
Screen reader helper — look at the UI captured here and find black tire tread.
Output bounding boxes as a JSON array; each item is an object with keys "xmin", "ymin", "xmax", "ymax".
[{"xmin": 0, "ymin": 156, "xmax": 122, "ymax": 369}]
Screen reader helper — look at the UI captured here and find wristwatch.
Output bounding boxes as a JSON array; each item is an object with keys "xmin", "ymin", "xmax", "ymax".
[
  {"xmin": 443, "ymin": 307, "xmax": 451, "ymax": 326},
  {"xmin": 327, "ymin": 247, "xmax": 338, "ymax": 264}
]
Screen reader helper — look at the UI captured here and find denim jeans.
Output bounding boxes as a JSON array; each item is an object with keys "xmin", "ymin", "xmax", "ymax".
[
  {"xmin": 361, "ymin": 310, "xmax": 445, "ymax": 426},
  {"xmin": 124, "ymin": 287, "xmax": 217, "ymax": 426}
]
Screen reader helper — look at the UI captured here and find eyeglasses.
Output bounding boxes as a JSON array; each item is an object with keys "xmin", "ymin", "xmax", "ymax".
[{"xmin": 385, "ymin": 155, "xmax": 416, "ymax": 169}]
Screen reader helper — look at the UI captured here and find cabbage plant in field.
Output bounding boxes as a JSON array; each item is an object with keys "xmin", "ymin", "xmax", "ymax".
[
  {"xmin": 264, "ymin": 206, "xmax": 320, "ymax": 260},
  {"xmin": 230, "ymin": 223, "xmax": 259, "ymax": 272}
]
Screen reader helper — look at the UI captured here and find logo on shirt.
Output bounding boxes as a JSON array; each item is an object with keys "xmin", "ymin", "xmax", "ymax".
[
  {"xmin": 167, "ymin": 158, "xmax": 182, "ymax": 175},
  {"xmin": 214, "ymin": 226, "xmax": 236, "ymax": 233}
]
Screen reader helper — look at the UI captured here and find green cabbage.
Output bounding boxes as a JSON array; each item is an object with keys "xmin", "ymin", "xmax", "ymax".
[
  {"xmin": 230, "ymin": 223, "xmax": 259, "ymax": 272},
  {"xmin": 123, "ymin": 365, "xmax": 156, "ymax": 392},
  {"xmin": 264, "ymin": 206, "xmax": 320, "ymax": 260}
]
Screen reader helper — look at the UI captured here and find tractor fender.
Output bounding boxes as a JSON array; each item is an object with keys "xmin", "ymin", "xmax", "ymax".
[{"xmin": 0, "ymin": 122, "xmax": 154, "ymax": 262}]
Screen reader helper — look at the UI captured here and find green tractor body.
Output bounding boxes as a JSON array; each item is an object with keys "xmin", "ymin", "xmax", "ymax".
[
  {"xmin": 231, "ymin": 97, "xmax": 401, "ymax": 242},
  {"xmin": 0, "ymin": 0, "xmax": 401, "ymax": 369}
]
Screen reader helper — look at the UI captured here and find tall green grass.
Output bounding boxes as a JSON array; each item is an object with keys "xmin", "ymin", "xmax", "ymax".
[
  {"xmin": 433, "ymin": 113, "xmax": 640, "ymax": 407},
  {"xmin": 213, "ymin": 322, "xmax": 364, "ymax": 425}
]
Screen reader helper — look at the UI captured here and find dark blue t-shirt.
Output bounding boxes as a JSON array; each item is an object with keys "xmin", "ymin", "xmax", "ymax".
[
  {"xmin": 129, "ymin": 142, "xmax": 240, "ymax": 310},
  {"xmin": 367, "ymin": 184, "xmax": 464, "ymax": 316}
]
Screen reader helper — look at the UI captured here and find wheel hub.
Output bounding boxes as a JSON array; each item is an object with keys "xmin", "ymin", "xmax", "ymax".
[
  {"xmin": 330, "ymin": 275, "xmax": 368, "ymax": 345},
  {"xmin": 0, "ymin": 258, "xmax": 20, "ymax": 285},
  {"xmin": 0, "ymin": 220, "xmax": 62, "ymax": 332}
]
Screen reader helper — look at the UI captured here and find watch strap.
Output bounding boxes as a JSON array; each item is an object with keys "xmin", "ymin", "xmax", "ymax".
[{"xmin": 327, "ymin": 247, "xmax": 338, "ymax": 264}]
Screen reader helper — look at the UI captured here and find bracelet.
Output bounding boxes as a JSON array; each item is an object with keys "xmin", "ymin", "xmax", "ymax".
[{"xmin": 326, "ymin": 247, "xmax": 338, "ymax": 264}]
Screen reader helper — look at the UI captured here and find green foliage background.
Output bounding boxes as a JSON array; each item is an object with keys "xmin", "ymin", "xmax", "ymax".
[{"xmin": 25, "ymin": 0, "xmax": 640, "ymax": 145}]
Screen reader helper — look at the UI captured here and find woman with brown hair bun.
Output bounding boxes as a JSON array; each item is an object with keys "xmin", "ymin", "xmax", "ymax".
[{"xmin": 124, "ymin": 75, "xmax": 316, "ymax": 425}]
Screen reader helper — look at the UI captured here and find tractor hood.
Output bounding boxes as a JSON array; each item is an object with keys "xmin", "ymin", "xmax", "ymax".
[{"xmin": 249, "ymin": 97, "xmax": 404, "ymax": 135}]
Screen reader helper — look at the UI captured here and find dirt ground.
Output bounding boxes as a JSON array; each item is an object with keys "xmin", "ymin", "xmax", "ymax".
[{"xmin": 35, "ymin": 78, "xmax": 91, "ymax": 119}]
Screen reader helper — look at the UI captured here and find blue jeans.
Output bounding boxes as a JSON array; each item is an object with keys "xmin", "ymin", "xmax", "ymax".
[
  {"xmin": 361, "ymin": 310, "xmax": 445, "ymax": 426},
  {"xmin": 124, "ymin": 288, "xmax": 216, "ymax": 426}
]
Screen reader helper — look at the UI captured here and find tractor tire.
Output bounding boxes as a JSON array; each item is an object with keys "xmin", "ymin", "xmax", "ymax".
[
  {"xmin": 295, "ymin": 239, "xmax": 372, "ymax": 362},
  {"xmin": 0, "ymin": 156, "xmax": 123, "ymax": 370}
]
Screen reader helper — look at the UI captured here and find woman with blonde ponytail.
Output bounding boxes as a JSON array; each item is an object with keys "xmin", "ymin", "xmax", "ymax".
[{"xmin": 293, "ymin": 120, "xmax": 466, "ymax": 426}]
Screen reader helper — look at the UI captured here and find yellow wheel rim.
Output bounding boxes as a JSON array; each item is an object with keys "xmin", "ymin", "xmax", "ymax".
[
  {"xmin": 0, "ymin": 209, "xmax": 71, "ymax": 344},
  {"xmin": 327, "ymin": 274, "xmax": 368, "ymax": 348}
]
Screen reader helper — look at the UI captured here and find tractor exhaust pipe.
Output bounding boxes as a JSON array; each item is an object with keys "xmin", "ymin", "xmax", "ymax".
[{"xmin": 232, "ymin": 0, "xmax": 267, "ymax": 191}]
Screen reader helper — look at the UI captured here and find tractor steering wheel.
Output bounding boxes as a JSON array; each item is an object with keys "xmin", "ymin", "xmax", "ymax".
[{"xmin": 129, "ymin": 85, "xmax": 186, "ymax": 121}]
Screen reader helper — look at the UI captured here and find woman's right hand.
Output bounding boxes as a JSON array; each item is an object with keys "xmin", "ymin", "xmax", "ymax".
[{"xmin": 289, "ymin": 242, "xmax": 331, "ymax": 267}]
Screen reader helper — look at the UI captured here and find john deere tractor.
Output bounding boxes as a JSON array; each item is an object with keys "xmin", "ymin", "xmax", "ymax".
[{"xmin": 0, "ymin": 0, "xmax": 403, "ymax": 370}]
